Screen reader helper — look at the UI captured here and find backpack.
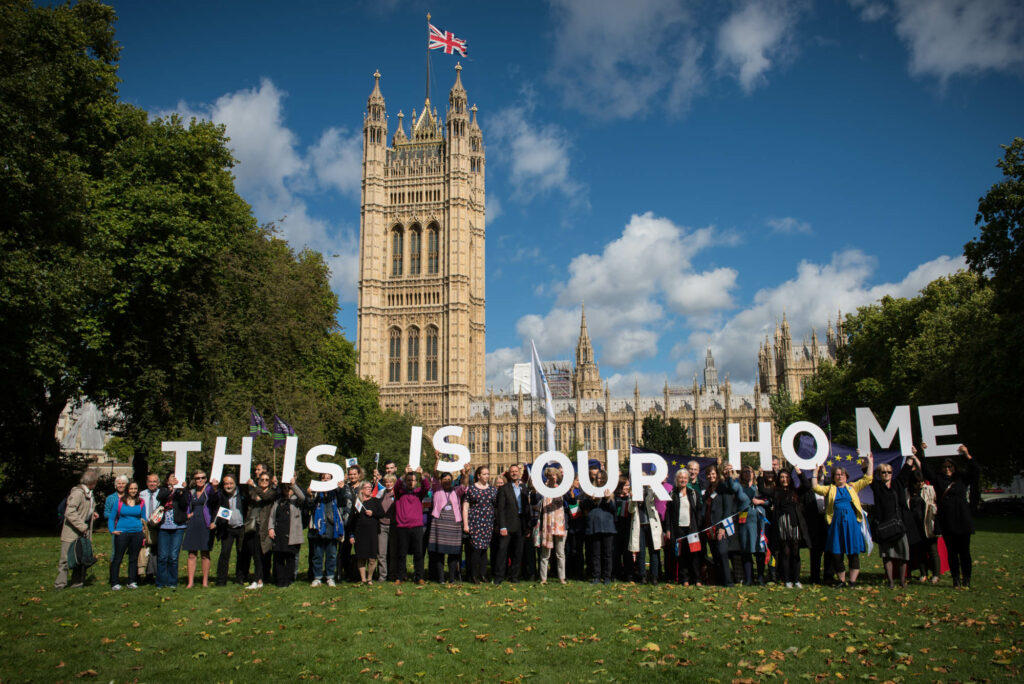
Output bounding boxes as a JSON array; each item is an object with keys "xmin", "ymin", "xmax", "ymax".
[
  {"xmin": 57, "ymin": 496, "xmax": 68, "ymax": 530},
  {"xmin": 66, "ymin": 536, "xmax": 97, "ymax": 570}
]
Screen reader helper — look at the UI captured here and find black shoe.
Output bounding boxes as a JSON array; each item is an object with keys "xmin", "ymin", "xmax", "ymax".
[
  {"xmin": 590, "ymin": 578, "xmax": 599, "ymax": 584},
  {"xmin": 832, "ymin": 580, "xmax": 847, "ymax": 589}
]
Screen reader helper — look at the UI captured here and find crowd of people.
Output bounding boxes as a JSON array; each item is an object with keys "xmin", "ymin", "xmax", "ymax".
[{"xmin": 54, "ymin": 444, "xmax": 979, "ymax": 591}]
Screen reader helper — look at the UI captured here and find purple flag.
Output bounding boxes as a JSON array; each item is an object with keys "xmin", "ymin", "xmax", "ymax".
[
  {"xmin": 271, "ymin": 415, "xmax": 296, "ymax": 449},
  {"xmin": 249, "ymin": 406, "xmax": 270, "ymax": 438}
]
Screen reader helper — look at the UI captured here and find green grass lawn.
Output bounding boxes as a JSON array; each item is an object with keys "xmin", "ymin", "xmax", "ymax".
[{"xmin": 2, "ymin": 517, "xmax": 1023, "ymax": 683}]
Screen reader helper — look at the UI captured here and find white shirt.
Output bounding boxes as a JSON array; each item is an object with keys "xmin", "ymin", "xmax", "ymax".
[{"xmin": 677, "ymin": 491, "xmax": 691, "ymax": 528}]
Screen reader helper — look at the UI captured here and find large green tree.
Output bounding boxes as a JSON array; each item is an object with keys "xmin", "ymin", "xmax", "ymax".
[
  {"xmin": 0, "ymin": 0, "xmax": 124, "ymax": 498},
  {"xmin": 0, "ymin": 0, "xmax": 413, "ymax": 519},
  {"xmin": 799, "ymin": 272, "xmax": 1014, "ymax": 479}
]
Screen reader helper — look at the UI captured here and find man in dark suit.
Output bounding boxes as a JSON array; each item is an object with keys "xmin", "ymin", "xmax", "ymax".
[{"xmin": 494, "ymin": 464, "xmax": 529, "ymax": 584}]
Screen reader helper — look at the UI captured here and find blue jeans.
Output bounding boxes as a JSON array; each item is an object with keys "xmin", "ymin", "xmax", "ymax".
[
  {"xmin": 157, "ymin": 527, "xmax": 185, "ymax": 587},
  {"xmin": 310, "ymin": 537, "xmax": 338, "ymax": 580}
]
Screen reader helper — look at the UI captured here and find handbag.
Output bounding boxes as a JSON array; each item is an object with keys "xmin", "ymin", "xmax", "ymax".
[
  {"xmin": 149, "ymin": 505, "xmax": 165, "ymax": 525},
  {"xmin": 875, "ymin": 516, "xmax": 906, "ymax": 543}
]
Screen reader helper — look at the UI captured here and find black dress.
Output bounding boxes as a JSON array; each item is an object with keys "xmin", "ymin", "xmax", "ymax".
[{"xmin": 351, "ymin": 497, "xmax": 384, "ymax": 560}]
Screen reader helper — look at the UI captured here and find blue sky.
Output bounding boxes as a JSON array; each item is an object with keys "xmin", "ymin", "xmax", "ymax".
[{"xmin": 109, "ymin": 0, "xmax": 1023, "ymax": 396}]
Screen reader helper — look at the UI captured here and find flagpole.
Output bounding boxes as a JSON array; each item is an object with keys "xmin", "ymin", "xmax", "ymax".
[{"xmin": 425, "ymin": 12, "xmax": 431, "ymax": 103}]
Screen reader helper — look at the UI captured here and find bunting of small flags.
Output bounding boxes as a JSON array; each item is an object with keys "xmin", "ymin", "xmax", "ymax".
[
  {"xmin": 760, "ymin": 530, "xmax": 772, "ymax": 566},
  {"xmin": 738, "ymin": 511, "xmax": 748, "ymax": 524},
  {"xmin": 687, "ymin": 533, "xmax": 701, "ymax": 553},
  {"xmin": 721, "ymin": 517, "xmax": 736, "ymax": 536}
]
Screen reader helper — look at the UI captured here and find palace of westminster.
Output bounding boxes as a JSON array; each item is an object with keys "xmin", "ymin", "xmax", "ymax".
[{"xmin": 355, "ymin": 65, "xmax": 850, "ymax": 472}]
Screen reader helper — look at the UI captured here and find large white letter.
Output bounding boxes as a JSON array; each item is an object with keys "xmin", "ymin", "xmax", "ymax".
[
  {"xmin": 577, "ymin": 451, "xmax": 619, "ymax": 496},
  {"xmin": 628, "ymin": 452, "xmax": 670, "ymax": 502},
  {"xmin": 210, "ymin": 436, "xmax": 252, "ymax": 484},
  {"xmin": 280, "ymin": 436, "xmax": 298, "ymax": 482},
  {"xmin": 530, "ymin": 451, "xmax": 573, "ymax": 498},
  {"xmin": 408, "ymin": 425, "xmax": 424, "ymax": 470},
  {"xmin": 780, "ymin": 422, "xmax": 830, "ymax": 470},
  {"xmin": 919, "ymin": 403, "xmax": 960, "ymax": 457},
  {"xmin": 306, "ymin": 444, "xmax": 344, "ymax": 492},
  {"xmin": 432, "ymin": 425, "xmax": 472, "ymax": 473},
  {"xmin": 727, "ymin": 421, "xmax": 774, "ymax": 470},
  {"xmin": 162, "ymin": 441, "xmax": 201, "ymax": 487},
  {"xmin": 856, "ymin": 406, "xmax": 913, "ymax": 455}
]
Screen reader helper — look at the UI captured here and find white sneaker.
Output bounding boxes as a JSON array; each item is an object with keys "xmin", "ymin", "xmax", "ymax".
[
  {"xmin": 326, "ymin": 578, "xmax": 336, "ymax": 587},
  {"xmin": 794, "ymin": 582, "xmax": 803, "ymax": 589},
  {"xmin": 246, "ymin": 582, "xmax": 259, "ymax": 590},
  {"xmin": 127, "ymin": 582, "xmax": 138, "ymax": 590},
  {"xmin": 111, "ymin": 584, "xmax": 122, "ymax": 591},
  {"xmin": 785, "ymin": 582, "xmax": 793, "ymax": 588},
  {"xmin": 310, "ymin": 579, "xmax": 321, "ymax": 587}
]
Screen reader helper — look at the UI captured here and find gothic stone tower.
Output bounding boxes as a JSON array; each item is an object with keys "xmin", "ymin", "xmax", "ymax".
[{"xmin": 357, "ymin": 65, "xmax": 486, "ymax": 426}]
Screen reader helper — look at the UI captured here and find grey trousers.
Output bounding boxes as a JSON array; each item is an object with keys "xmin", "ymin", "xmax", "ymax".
[
  {"xmin": 55, "ymin": 539, "xmax": 86, "ymax": 589},
  {"xmin": 376, "ymin": 525, "xmax": 391, "ymax": 580}
]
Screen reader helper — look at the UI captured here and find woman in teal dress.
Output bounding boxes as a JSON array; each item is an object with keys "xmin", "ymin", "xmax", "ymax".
[{"xmin": 812, "ymin": 453, "xmax": 873, "ymax": 588}]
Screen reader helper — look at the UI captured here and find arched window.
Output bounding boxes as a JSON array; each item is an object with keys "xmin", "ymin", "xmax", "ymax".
[
  {"xmin": 407, "ymin": 327, "xmax": 420, "ymax": 382},
  {"xmin": 425, "ymin": 326, "xmax": 438, "ymax": 381},
  {"xmin": 388, "ymin": 328, "xmax": 401, "ymax": 382},
  {"xmin": 427, "ymin": 224, "xmax": 440, "ymax": 274},
  {"xmin": 391, "ymin": 226, "xmax": 404, "ymax": 277},
  {"xmin": 409, "ymin": 225, "xmax": 422, "ymax": 275}
]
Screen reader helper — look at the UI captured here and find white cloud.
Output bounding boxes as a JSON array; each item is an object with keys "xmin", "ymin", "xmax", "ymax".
[
  {"xmin": 548, "ymin": 0, "xmax": 703, "ymax": 118},
  {"xmin": 673, "ymin": 250, "xmax": 966, "ymax": 385},
  {"xmin": 489, "ymin": 104, "xmax": 587, "ymax": 204},
  {"xmin": 716, "ymin": 1, "xmax": 800, "ymax": 93},
  {"xmin": 605, "ymin": 371, "xmax": 670, "ymax": 397},
  {"xmin": 892, "ymin": 0, "xmax": 1024, "ymax": 81},
  {"xmin": 848, "ymin": 0, "xmax": 889, "ymax": 22},
  {"xmin": 767, "ymin": 216, "xmax": 813, "ymax": 235},
  {"xmin": 158, "ymin": 79, "xmax": 361, "ymax": 302},
  {"xmin": 487, "ymin": 195, "xmax": 503, "ymax": 223},
  {"xmin": 485, "ymin": 346, "xmax": 524, "ymax": 393},
  {"xmin": 308, "ymin": 126, "xmax": 362, "ymax": 197},
  {"xmin": 513, "ymin": 212, "xmax": 739, "ymax": 370}
]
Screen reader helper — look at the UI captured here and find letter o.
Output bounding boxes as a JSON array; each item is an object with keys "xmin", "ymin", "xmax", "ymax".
[
  {"xmin": 530, "ymin": 451, "xmax": 573, "ymax": 499},
  {"xmin": 780, "ymin": 421, "xmax": 830, "ymax": 470}
]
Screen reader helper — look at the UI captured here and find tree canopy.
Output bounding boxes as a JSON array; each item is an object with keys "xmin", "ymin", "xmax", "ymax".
[
  {"xmin": 640, "ymin": 415, "xmax": 693, "ymax": 459},
  {"xmin": 0, "ymin": 0, "xmax": 418, "ymax": 520}
]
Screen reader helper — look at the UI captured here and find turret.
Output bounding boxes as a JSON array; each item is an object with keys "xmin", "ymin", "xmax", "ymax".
[{"xmin": 363, "ymin": 70, "xmax": 387, "ymax": 165}]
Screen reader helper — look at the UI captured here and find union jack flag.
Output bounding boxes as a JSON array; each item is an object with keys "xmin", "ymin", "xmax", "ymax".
[{"xmin": 429, "ymin": 23, "xmax": 468, "ymax": 57}]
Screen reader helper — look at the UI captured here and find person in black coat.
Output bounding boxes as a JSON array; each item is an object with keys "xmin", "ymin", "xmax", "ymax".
[
  {"xmin": 666, "ymin": 469, "xmax": 702, "ymax": 585},
  {"xmin": 918, "ymin": 444, "xmax": 978, "ymax": 588},
  {"xmin": 582, "ymin": 470, "xmax": 616, "ymax": 584},
  {"xmin": 702, "ymin": 464, "xmax": 735, "ymax": 586},
  {"xmin": 761, "ymin": 469, "xmax": 812, "ymax": 587},
  {"xmin": 869, "ymin": 461, "xmax": 917, "ymax": 588},
  {"xmin": 210, "ymin": 474, "xmax": 248, "ymax": 586},
  {"xmin": 800, "ymin": 474, "xmax": 832, "ymax": 586},
  {"xmin": 493, "ymin": 464, "xmax": 530, "ymax": 584}
]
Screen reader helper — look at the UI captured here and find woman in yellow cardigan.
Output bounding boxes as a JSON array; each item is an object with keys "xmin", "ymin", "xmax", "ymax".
[{"xmin": 811, "ymin": 452, "xmax": 873, "ymax": 588}]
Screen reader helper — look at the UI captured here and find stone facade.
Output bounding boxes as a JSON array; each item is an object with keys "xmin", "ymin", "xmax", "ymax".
[
  {"xmin": 757, "ymin": 311, "xmax": 846, "ymax": 402},
  {"xmin": 356, "ymin": 65, "xmax": 486, "ymax": 425},
  {"xmin": 463, "ymin": 311, "xmax": 773, "ymax": 474}
]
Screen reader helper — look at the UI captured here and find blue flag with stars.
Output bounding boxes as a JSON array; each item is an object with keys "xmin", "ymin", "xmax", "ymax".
[{"xmin": 791, "ymin": 434, "xmax": 903, "ymax": 506}]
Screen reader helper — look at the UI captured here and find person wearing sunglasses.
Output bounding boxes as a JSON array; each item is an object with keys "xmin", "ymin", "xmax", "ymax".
[
  {"xmin": 243, "ymin": 472, "xmax": 280, "ymax": 589},
  {"xmin": 182, "ymin": 471, "xmax": 218, "ymax": 588},
  {"xmin": 869, "ymin": 462, "xmax": 916, "ymax": 588}
]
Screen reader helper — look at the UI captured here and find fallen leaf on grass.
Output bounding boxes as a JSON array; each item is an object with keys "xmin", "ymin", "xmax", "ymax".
[
  {"xmin": 446, "ymin": 645, "xmax": 460, "ymax": 654},
  {"xmin": 505, "ymin": 647, "xmax": 514, "ymax": 655},
  {"xmin": 75, "ymin": 670, "xmax": 98, "ymax": 678},
  {"xmin": 474, "ymin": 634, "xmax": 489, "ymax": 641}
]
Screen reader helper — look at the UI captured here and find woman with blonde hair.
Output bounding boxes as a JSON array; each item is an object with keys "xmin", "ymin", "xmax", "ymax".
[{"xmin": 812, "ymin": 452, "xmax": 874, "ymax": 588}]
